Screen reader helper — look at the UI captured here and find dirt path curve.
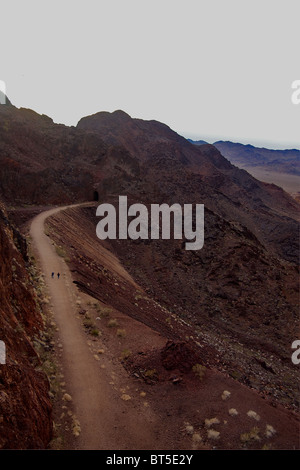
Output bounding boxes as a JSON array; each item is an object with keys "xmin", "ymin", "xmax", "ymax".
[{"xmin": 29, "ymin": 203, "xmax": 160, "ymax": 450}]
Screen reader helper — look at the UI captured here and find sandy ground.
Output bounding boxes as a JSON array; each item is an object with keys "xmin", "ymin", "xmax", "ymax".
[{"xmin": 238, "ymin": 166, "xmax": 300, "ymax": 196}]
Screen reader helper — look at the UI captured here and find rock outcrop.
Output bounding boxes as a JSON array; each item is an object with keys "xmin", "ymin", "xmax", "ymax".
[{"xmin": 0, "ymin": 204, "xmax": 52, "ymax": 449}]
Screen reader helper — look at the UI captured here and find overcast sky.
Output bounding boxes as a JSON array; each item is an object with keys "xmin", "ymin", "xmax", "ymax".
[{"xmin": 0, "ymin": 0, "xmax": 299, "ymax": 149}]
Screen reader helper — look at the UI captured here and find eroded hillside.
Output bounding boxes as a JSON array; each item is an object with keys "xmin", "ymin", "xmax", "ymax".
[
  {"xmin": 0, "ymin": 204, "xmax": 52, "ymax": 449},
  {"xmin": 44, "ymin": 205, "xmax": 299, "ymax": 411},
  {"xmin": 33, "ymin": 203, "xmax": 299, "ymax": 450}
]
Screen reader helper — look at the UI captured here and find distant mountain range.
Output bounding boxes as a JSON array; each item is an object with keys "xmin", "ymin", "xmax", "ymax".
[{"xmin": 188, "ymin": 139, "xmax": 300, "ymax": 176}]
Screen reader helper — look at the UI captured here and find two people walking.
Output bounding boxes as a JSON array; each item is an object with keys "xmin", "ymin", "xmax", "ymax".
[{"xmin": 51, "ymin": 272, "xmax": 60, "ymax": 279}]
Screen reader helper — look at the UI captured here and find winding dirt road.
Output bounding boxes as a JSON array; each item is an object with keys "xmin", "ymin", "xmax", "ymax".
[{"xmin": 29, "ymin": 204, "xmax": 161, "ymax": 450}]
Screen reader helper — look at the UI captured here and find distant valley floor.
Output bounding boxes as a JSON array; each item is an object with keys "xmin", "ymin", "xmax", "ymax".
[{"xmin": 237, "ymin": 166, "xmax": 299, "ymax": 197}]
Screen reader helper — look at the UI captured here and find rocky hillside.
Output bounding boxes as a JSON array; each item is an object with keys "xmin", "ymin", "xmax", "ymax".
[
  {"xmin": 0, "ymin": 102, "xmax": 299, "ymax": 446},
  {"xmin": 77, "ymin": 110, "xmax": 299, "ymax": 264},
  {"xmin": 0, "ymin": 203, "xmax": 52, "ymax": 449},
  {"xmin": 0, "ymin": 104, "xmax": 107, "ymax": 204},
  {"xmin": 26, "ymin": 203, "xmax": 297, "ymax": 451},
  {"xmin": 45, "ymin": 203, "xmax": 299, "ymax": 411}
]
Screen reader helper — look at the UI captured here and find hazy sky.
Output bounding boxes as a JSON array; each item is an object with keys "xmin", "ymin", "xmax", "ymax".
[{"xmin": 1, "ymin": 0, "xmax": 299, "ymax": 149}]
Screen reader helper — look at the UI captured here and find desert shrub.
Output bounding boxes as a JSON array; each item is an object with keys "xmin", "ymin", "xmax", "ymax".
[
  {"xmin": 185, "ymin": 425, "xmax": 194, "ymax": 434},
  {"xmin": 55, "ymin": 245, "xmax": 67, "ymax": 258},
  {"xmin": 192, "ymin": 363, "xmax": 206, "ymax": 380},
  {"xmin": 116, "ymin": 328, "xmax": 126, "ymax": 338},
  {"xmin": 247, "ymin": 410, "xmax": 260, "ymax": 421},
  {"xmin": 90, "ymin": 328, "xmax": 100, "ymax": 337},
  {"xmin": 265, "ymin": 424, "xmax": 276, "ymax": 438},
  {"xmin": 120, "ymin": 349, "xmax": 131, "ymax": 360},
  {"xmin": 221, "ymin": 390, "xmax": 231, "ymax": 400},
  {"xmin": 205, "ymin": 417, "xmax": 220, "ymax": 428},
  {"xmin": 192, "ymin": 433, "xmax": 202, "ymax": 443},
  {"xmin": 240, "ymin": 426, "xmax": 260, "ymax": 443},
  {"xmin": 144, "ymin": 369, "xmax": 157, "ymax": 378},
  {"xmin": 207, "ymin": 429, "xmax": 220, "ymax": 440},
  {"xmin": 95, "ymin": 304, "xmax": 113, "ymax": 317},
  {"xmin": 83, "ymin": 318, "xmax": 94, "ymax": 330},
  {"xmin": 107, "ymin": 318, "xmax": 119, "ymax": 328}
]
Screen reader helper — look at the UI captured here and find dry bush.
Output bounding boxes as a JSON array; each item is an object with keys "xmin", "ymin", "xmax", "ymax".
[{"xmin": 192, "ymin": 363, "xmax": 206, "ymax": 381}]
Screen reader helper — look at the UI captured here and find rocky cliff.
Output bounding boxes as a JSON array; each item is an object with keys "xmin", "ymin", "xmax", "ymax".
[{"xmin": 0, "ymin": 203, "xmax": 52, "ymax": 449}]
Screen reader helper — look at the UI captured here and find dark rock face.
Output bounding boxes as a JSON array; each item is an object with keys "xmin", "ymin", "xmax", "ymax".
[
  {"xmin": 0, "ymin": 204, "xmax": 52, "ymax": 449},
  {"xmin": 0, "ymin": 106, "xmax": 108, "ymax": 204},
  {"xmin": 160, "ymin": 341, "xmax": 200, "ymax": 373}
]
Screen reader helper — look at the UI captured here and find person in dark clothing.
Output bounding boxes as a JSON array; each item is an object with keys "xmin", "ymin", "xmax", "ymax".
[
  {"xmin": 57, "ymin": 273, "xmax": 60, "ymax": 279},
  {"xmin": 51, "ymin": 272, "xmax": 54, "ymax": 278}
]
